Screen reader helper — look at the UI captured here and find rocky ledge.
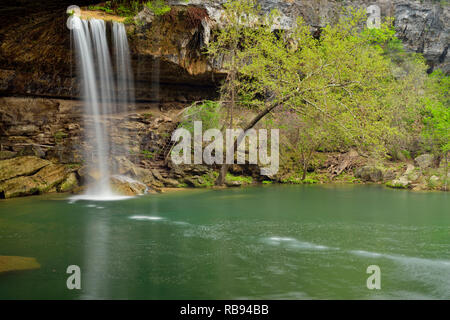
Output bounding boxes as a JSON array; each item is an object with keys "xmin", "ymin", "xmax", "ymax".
[{"xmin": 0, "ymin": 156, "xmax": 77, "ymax": 198}]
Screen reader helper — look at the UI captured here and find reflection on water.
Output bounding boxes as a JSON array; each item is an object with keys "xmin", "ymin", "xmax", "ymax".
[{"xmin": 0, "ymin": 185, "xmax": 448, "ymax": 299}]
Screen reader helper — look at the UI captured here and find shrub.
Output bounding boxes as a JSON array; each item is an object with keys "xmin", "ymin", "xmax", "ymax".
[
  {"xmin": 180, "ymin": 100, "xmax": 222, "ymax": 134},
  {"xmin": 145, "ymin": 0, "xmax": 171, "ymax": 16},
  {"xmin": 226, "ymin": 173, "xmax": 253, "ymax": 184}
]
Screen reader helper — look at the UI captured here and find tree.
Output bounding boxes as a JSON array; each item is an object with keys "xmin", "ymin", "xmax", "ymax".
[
  {"xmin": 422, "ymin": 70, "xmax": 450, "ymax": 160},
  {"xmin": 208, "ymin": 0, "xmax": 422, "ymax": 185},
  {"xmin": 207, "ymin": 0, "xmax": 260, "ymax": 129},
  {"xmin": 275, "ymin": 109, "xmax": 337, "ymax": 181}
]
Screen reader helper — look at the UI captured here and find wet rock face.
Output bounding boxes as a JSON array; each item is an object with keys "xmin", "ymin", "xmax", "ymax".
[
  {"xmin": 168, "ymin": 0, "xmax": 449, "ymax": 73},
  {"xmin": 395, "ymin": 0, "xmax": 449, "ymax": 73},
  {"xmin": 0, "ymin": 7, "xmax": 220, "ymax": 102},
  {"xmin": 0, "ymin": 156, "xmax": 50, "ymax": 182},
  {"xmin": 0, "ymin": 96, "xmax": 179, "ymax": 164},
  {"xmin": 0, "ymin": 156, "xmax": 70, "ymax": 198},
  {"xmin": 0, "ymin": 96, "xmax": 189, "ymax": 197},
  {"xmin": 0, "ymin": 1, "xmax": 447, "ymax": 102}
]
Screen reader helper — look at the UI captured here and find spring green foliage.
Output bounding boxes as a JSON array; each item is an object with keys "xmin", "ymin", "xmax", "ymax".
[
  {"xmin": 145, "ymin": 0, "xmax": 171, "ymax": 16},
  {"xmin": 236, "ymin": 7, "xmax": 402, "ymax": 157},
  {"xmin": 88, "ymin": 1, "xmax": 141, "ymax": 18},
  {"xmin": 208, "ymin": 0, "xmax": 448, "ymax": 181},
  {"xmin": 226, "ymin": 173, "xmax": 253, "ymax": 184},
  {"xmin": 422, "ymin": 70, "xmax": 450, "ymax": 155},
  {"xmin": 117, "ymin": 1, "xmax": 140, "ymax": 17},
  {"xmin": 88, "ymin": 5, "xmax": 114, "ymax": 14},
  {"xmin": 180, "ymin": 101, "xmax": 222, "ymax": 134},
  {"xmin": 208, "ymin": 0, "xmax": 265, "ymax": 127}
]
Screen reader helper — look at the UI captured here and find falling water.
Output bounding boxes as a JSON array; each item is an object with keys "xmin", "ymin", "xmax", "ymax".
[
  {"xmin": 113, "ymin": 22, "xmax": 135, "ymax": 108},
  {"xmin": 111, "ymin": 22, "xmax": 134, "ymax": 164},
  {"xmin": 70, "ymin": 16, "xmax": 135, "ymax": 200},
  {"xmin": 71, "ymin": 17, "xmax": 112, "ymax": 197}
]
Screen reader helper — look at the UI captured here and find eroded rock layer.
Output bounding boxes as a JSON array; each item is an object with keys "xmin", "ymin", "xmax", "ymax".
[{"xmin": 0, "ymin": 1, "xmax": 448, "ymax": 101}]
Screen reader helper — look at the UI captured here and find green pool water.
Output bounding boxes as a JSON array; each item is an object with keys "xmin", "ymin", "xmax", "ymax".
[{"xmin": 0, "ymin": 184, "xmax": 448, "ymax": 299}]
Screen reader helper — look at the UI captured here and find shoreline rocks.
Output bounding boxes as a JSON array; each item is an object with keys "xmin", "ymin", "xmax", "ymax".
[{"xmin": 0, "ymin": 157, "xmax": 69, "ymax": 198}]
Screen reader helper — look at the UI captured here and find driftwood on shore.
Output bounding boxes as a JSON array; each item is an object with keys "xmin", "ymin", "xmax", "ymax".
[{"xmin": 326, "ymin": 150, "xmax": 362, "ymax": 177}]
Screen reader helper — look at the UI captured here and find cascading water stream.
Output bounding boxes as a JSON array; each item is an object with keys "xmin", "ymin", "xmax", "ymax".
[
  {"xmin": 113, "ymin": 22, "xmax": 135, "ymax": 109},
  {"xmin": 111, "ymin": 22, "xmax": 134, "ymax": 165},
  {"xmin": 69, "ymin": 16, "xmax": 136, "ymax": 201}
]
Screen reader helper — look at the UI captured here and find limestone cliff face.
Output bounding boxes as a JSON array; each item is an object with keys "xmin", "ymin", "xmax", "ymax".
[
  {"xmin": 0, "ymin": 0, "xmax": 447, "ymax": 102},
  {"xmin": 0, "ymin": 0, "xmax": 446, "ymax": 113},
  {"xmin": 167, "ymin": 0, "xmax": 449, "ymax": 73},
  {"xmin": 0, "ymin": 11, "xmax": 219, "ymax": 103}
]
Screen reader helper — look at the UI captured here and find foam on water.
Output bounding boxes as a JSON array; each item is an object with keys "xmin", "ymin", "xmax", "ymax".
[
  {"xmin": 69, "ymin": 194, "xmax": 133, "ymax": 203},
  {"xmin": 266, "ymin": 236, "xmax": 330, "ymax": 250},
  {"xmin": 350, "ymin": 249, "xmax": 450, "ymax": 267},
  {"xmin": 129, "ymin": 215, "xmax": 164, "ymax": 221}
]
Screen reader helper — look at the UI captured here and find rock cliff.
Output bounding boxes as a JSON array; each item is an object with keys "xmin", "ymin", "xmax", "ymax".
[{"xmin": 0, "ymin": 1, "xmax": 448, "ymax": 101}]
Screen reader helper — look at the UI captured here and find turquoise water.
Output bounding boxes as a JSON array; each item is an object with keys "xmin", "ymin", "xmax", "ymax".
[{"xmin": 0, "ymin": 185, "xmax": 448, "ymax": 299}]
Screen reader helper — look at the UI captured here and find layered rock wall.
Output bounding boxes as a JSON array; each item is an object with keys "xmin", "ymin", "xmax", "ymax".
[{"xmin": 0, "ymin": 1, "xmax": 447, "ymax": 102}]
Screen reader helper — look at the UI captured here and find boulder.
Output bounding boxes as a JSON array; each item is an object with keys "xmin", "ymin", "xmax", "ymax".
[
  {"xmin": 184, "ymin": 176, "xmax": 204, "ymax": 187},
  {"xmin": 382, "ymin": 169, "xmax": 397, "ymax": 181},
  {"xmin": 77, "ymin": 166, "xmax": 90, "ymax": 181},
  {"xmin": 33, "ymin": 164, "xmax": 67, "ymax": 192},
  {"xmin": 414, "ymin": 154, "xmax": 435, "ymax": 169},
  {"xmin": 386, "ymin": 176, "xmax": 411, "ymax": 189},
  {"xmin": 110, "ymin": 175, "xmax": 148, "ymax": 196},
  {"xmin": 169, "ymin": 163, "xmax": 212, "ymax": 177},
  {"xmin": 0, "ymin": 176, "xmax": 41, "ymax": 198},
  {"xmin": 136, "ymin": 168, "xmax": 160, "ymax": 188},
  {"xmin": 0, "ymin": 156, "xmax": 50, "ymax": 182},
  {"xmin": 226, "ymin": 180, "xmax": 243, "ymax": 187},
  {"xmin": 355, "ymin": 166, "xmax": 383, "ymax": 182},
  {"xmin": 59, "ymin": 172, "xmax": 79, "ymax": 193},
  {"xmin": 163, "ymin": 178, "xmax": 180, "ymax": 187},
  {"xmin": 0, "ymin": 162, "xmax": 68, "ymax": 198},
  {"xmin": 114, "ymin": 156, "xmax": 140, "ymax": 177}
]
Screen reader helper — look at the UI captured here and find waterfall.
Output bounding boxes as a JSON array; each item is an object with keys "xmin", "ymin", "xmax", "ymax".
[
  {"xmin": 70, "ymin": 16, "xmax": 135, "ymax": 200},
  {"xmin": 113, "ymin": 22, "xmax": 135, "ymax": 108},
  {"xmin": 112, "ymin": 22, "xmax": 134, "ymax": 165}
]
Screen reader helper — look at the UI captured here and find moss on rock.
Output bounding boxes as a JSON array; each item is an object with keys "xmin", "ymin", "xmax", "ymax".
[
  {"xmin": 59, "ymin": 172, "xmax": 79, "ymax": 193},
  {"xmin": 0, "ymin": 156, "xmax": 50, "ymax": 182}
]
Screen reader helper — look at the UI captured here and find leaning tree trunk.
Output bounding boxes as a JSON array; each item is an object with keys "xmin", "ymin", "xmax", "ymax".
[{"xmin": 215, "ymin": 94, "xmax": 295, "ymax": 185}]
